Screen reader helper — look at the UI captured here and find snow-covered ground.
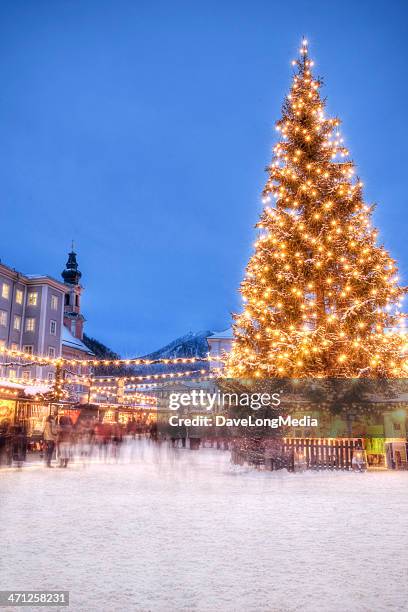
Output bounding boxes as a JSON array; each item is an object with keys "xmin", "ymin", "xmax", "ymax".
[{"xmin": 1, "ymin": 439, "xmax": 408, "ymax": 612}]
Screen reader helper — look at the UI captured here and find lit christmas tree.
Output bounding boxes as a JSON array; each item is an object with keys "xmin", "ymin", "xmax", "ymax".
[{"xmin": 227, "ymin": 40, "xmax": 407, "ymax": 379}]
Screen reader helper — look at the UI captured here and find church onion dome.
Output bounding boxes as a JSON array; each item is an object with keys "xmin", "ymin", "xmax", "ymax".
[{"xmin": 62, "ymin": 249, "xmax": 82, "ymax": 285}]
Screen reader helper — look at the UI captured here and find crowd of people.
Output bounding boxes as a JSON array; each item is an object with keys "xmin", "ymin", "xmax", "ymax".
[
  {"xmin": 0, "ymin": 410, "xmax": 157, "ymax": 468},
  {"xmin": 42, "ymin": 410, "xmax": 158, "ymax": 467}
]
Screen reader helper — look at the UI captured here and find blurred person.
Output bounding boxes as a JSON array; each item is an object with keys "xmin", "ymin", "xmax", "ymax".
[
  {"xmin": 76, "ymin": 417, "xmax": 94, "ymax": 461},
  {"xmin": 94, "ymin": 418, "xmax": 105, "ymax": 459},
  {"xmin": 111, "ymin": 422, "xmax": 123, "ymax": 461},
  {"xmin": 58, "ymin": 415, "xmax": 73, "ymax": 468},
  {"xmin": 0, "ymin": 417, "xmax": 12, "ymax": 466},
  {"xmin": 127, "ymin": 416, "xmax": 137, "ymax": 440},
  {"xmin": 95, "ymin": 420, "xmax": 111, "ymax": 462},
  {"xmin": 149, "ymin": 421, "xmax": 158, "ymax": 443},
  {"xmin": 10, "ymin": 424, "xmax": 27, "ymax": 468},
  {"xmin": 43, "ymin": 410, "xmax": 58, "ymax": 468}
]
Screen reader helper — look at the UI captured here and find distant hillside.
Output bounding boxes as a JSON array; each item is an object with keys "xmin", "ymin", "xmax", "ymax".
[
  {"xmin": 82, "ymin": 330, "xmax": 214, "ymax": 377},
  {"xmin": 82, "ymin": 334, "xmax": 129, "ymax": 375},
  {"xmin": 132, "ymin": 330, "xmax": 213, "ymax": 375},
  {"xmin": 142, "ymin": 330, "xmax": 213, "ymax": 360}
]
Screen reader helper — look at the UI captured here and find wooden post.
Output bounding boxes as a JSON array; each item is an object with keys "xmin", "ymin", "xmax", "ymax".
[
  {"xmin": 346, "ymin": 440, "xmax": 351, "ymax": 469},
  {"xmin": 335, "ymin": 440, "xmax": 340, "ymax": 469},
  {"xmin": 87, "ymin": 365, "xmax": 93, "ymax": 404},
  {"xmin": 53, "ymin": 361, "xmax": 63, "ymax": 403}
]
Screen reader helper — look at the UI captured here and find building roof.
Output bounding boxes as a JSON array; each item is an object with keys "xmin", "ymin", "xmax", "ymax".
[
  {"xmin": 62, "ymin": 326, "xmax": 94, "ymax": 355},
  {"xmin": 0, "ymin": 263, "xmax": 66, "ymax": 291},
  {"xmin": 26, "ymin": 274, "xmax": 67, "ymax": 289},
  {"xmin": 208, "ymin": 328, "xmax": 233, "ymax": 340}
]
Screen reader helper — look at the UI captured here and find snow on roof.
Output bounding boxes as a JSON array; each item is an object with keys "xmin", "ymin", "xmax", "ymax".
[
  {"xmin": 25, "ymin": 274, "xmax": 65, "ymax": 285},
  {"xmin": 24, "ymin": 384, "xmax": 51, "ymax": 395},
  {"xmin": 0, "ymin": 380, "xmax": 51, "ymax": 395},
  {"xmin": 0, "ymin": 380, "xmax": 24, "ymax": 390},
  {"xmin": 62, "ymin": 326, "xmax": 94, "ymax": 355},
  {"xmin": 208, "ymin": 328, "xmax": 233, "ymax": 340}
]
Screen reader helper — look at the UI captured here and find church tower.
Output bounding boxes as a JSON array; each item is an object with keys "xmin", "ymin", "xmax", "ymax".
[{"xmin": 62, "ymin": 244, "xmax": 85, "ymax": 340}]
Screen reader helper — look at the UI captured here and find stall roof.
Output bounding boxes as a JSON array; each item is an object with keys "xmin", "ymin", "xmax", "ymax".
[{"xmin": 0, "ymin": 379, "xmax": 51, "ymax": 395}]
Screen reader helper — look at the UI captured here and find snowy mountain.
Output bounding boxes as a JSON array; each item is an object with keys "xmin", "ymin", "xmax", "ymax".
[
  {"xmin": 142, "ymin": 330, "xmax": 213, "ymax": 360},
  {"xmin": 84, "ymin": 330, "xmax": 215, "ymax": 376},
  {"xmin": 130, "ymin": 330, "xmax": 214, "ymax": 376}
]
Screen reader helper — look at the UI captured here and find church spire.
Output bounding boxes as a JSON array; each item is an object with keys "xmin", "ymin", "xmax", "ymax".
[{"xmin": 62, "ymin": 244, "xmax": 82, "ymax": 285}]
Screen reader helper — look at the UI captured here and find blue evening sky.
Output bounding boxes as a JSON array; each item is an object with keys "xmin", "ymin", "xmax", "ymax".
[{"xmin": 0, "ymin": 0, "xmax": 407, "ymax": 355}]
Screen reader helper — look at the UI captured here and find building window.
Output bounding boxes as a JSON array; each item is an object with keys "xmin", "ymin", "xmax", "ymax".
[
  {"xmin": 22, "ymin": 370, "xmax": 31, "ymax": 382},
  {"xmin": 28, "ymin": 292, "xmax": 38, "ymax": 306},
  {"xmin": 75, "ymin": 295, "xmax": 79, "ymax": 307},
  {"xmin": 48, "ymin": 371, "xmax": 55, "ymax": 382},
  {"xmin": 65, "ymin": 293, "xmax": 70, "ymax": 306},
  {"xmin": 15, "ymin": 289, "xmax": 23, "ymax": 305},
  {"xmin": 10, "ymin": 342, "xmax": 19, "ymax": 351},
  {"xmin": 48, "ymin": 346, "xmax": 56, "ymax": 358},
  {"xmin": 51, "ymin": 295, "xmax": 58, "ymax": 310},
  {"xmin": 8, "ymin": 369, "xmax": 17, "ymax": 379},
  {"xmin": 25, "ymin": 317, "xmax": 36, "ymax": 332},
  {"xmin": 1, "ymin": 283, "xmax": 10, "ymax": 299},
  {"xmin": 50, "ymin": 320, "xmax": 57, "ymax": 335},
  {"xmin": 0, "ymin": 310, "xmax": 7, "ymax": 326},
  {"xmin": 13, "ymin": 315, "xmax": 21, "ymax": 331},
  {"xmin": 23, "ymin": 345, "xmax": 33, "ymax": 354}
]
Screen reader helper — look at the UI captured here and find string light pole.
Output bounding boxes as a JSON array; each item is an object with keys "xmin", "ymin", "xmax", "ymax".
[
  {"xmin": 53, "ymin": 360, "xmax": 64, "ymax": 405},
  {"xmin": 226, "ymin": 39, "xmax": 407, "ymax": 379}
]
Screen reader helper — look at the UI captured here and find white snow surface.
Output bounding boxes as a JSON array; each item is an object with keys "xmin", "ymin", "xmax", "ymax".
[{"xmin": 1, "ymin": 440, "xmax": 408, "ymax": 612}]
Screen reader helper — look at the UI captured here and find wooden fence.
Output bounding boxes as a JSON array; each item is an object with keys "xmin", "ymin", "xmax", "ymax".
[
  {"xmin": 282, "ymin": 437, "xmax": 364, "ymax": 470},
  {"xmin": 229, "ymin": 437, "xmax": 367, "ymax": 471}
]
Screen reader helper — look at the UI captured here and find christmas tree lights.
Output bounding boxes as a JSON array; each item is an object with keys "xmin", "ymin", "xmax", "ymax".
[{"xmin": 226, "ymin": 40, "xmax": 408, "ymax": 378}]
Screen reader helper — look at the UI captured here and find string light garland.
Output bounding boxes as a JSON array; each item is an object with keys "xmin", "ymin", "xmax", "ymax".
[
  {"xmin": 91, "ymin": 369, "xmax": 213, "ymax": 383},
  {"xmin": 0, "ymin": 373, "xmax": 92, "ymax": 386},
  {"xmin": 90, "ymin": 389, "xmax": 157, "ymax": 405},
  {"xmin": 122, "ymin": 397, "xmax": 156, "ymax": 405},
  {"xmin": 0, "ymin": 345, "xmax": 215, "ymax": 367},
  {"xmin": 0, "ymin": 360, "xmax": 53, "ymax": 368},
  {"xmin": 0, "ymin": 369, "xmax": 219, "ymax": 398},
  {"xmin": 123, "ymin": 373, "xmax": 220, "ymax": 388},
  {"xmin": 124, "ymin": 373, "xmax": 219, "ymax": 389},
  {"xmin": 226, "ymin": 39, "xmax": 408, "ymax": 379},
  {"xmin": 0, "ymin": 375, "xmax": 52, "ymax": 386}
]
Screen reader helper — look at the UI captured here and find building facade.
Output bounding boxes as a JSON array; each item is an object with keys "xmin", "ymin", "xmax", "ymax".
[
  {"xmin": 0, "ymin": 248, "xmax": 93, "ymax": 388},
  {"xmin": 0, "ymin": 263, "xmax": 66, "ymax": 381},
  {"xmin": 207, "ymin": 328, "xmax": 233, "ymax": 371}
]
